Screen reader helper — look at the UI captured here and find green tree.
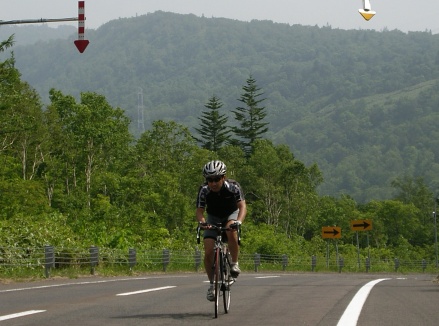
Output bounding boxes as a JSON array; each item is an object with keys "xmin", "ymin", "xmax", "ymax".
[
  {"xmin": 194, "ymin": 95, "xmax": 230, "ymax": 152},
  {"xmin": 1, "ymin": 59, "xmax": 44, "ymax": 169},
  {"xmin": 0, "ymin": 35, "xmax": 14, "ymax": 53},
  {"xmin": 0, "ymin": 35, "xmax": 51, "ymax": 219},
  {"xmin": 243, "ymin": 139, "xmax": 322, "ymax": 238},
  {"xmin": 362, "ymin": 200, "xmax": 426, "ymax": 247},
  {"xmin": 232, "ymin": 75, "xmax": 269, "ymax": 156},
  {"xmin": 47, "ymin": 89, "xmax": 132, "ymax": 213},
  {"xmin": 134, "ymin": 120, "xmax": 204, "ymax": 234},
  {"xmin": 391, "ymin": 175, "xmax": 433, "ymax": 213}
]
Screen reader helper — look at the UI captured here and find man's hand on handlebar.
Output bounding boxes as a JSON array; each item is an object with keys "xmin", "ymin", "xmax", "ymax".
[
  {"xmin": 198, "ymin": 222, "xmax": 211, "ymax": 230},
  {"xmin": 230, "ymin": 220, "xmax": 241, "ymax": 230}
]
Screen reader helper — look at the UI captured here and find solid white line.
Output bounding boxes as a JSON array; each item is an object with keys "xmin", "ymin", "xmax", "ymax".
[
  {"xmin": 0, "ymin": 310, "xmax": 46, "ymax": 321},
  {"xmin": 116, "ymin": 286, "xmax": 176, "ymax": 296},
  {"xmin": 255, "ymin": 276, "xmax": 281, "ymax": 279},
  {"xmin": 337, "ymin": 278, "xmax": 391, "ymax": 326}
]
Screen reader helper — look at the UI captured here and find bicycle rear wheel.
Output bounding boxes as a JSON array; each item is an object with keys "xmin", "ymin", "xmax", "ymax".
[
  {"xmin": 214, "ymin": 248, "xmax": 220, "ymax": 318},
  {"xmin": 222, "ymin": 252, "xmax": 231, "ymax": 313}
]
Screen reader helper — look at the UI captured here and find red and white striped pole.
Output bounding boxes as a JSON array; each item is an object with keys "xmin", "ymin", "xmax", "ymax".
[{"xmin": 74, "ymin": 1, "xmax": 89, "ymax": 53}]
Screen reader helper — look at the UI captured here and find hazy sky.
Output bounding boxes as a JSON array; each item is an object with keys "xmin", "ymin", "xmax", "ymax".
[{"xmin": 4, "ymin": 0, "xmax": 439, "ymax": 33}]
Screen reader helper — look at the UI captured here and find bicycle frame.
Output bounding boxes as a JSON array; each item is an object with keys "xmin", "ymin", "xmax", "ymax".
[{"xmin": 197, "ymin": 222, "xmax": 240, "ymax": 318}]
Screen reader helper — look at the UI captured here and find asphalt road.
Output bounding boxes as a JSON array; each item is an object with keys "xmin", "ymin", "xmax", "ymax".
[{"xmin": 0, "ymin": 272, "xmax": 438, "ymax": 325}]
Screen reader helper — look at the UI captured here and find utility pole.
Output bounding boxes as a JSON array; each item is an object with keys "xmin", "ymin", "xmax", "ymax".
[
  {"xmin": 137, "ymin": 88, "xmax": 145, "ymax": 134},
  {"xmin": 434, "ymin": 195, "xmax": 438, "ymax": 269}
]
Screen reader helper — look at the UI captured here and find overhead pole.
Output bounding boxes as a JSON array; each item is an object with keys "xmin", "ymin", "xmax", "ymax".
[
  {"xmin": 73, "ymin": 1, "xmax": 89, "ymax": 53},
  {"xmin": 0, "ymin": 1, "xmax": 89, "ymax": 53},
  {"xmin": 0, "ymin": 17, "xmax": 78, "ymax": 25}
]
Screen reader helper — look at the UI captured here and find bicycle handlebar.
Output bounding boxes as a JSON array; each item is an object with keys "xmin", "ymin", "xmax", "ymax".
[{"xmin": 196, "ymin": 222, "xmax": 241, "ymax": 244}]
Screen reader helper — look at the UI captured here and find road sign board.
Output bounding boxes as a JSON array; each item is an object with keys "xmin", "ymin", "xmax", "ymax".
[
  {"xmin": 322, "ymin": 226, "xmax": 341, "ymax": 239},
  {"xmin": 350, "ymin": 219, "xmax": 372, "ymax": 231},
  {"xmin": 74, "ymin": 40, "xmax": 89, "ymax": 53},
  {"xmin": 359, "ymin": 9, "xmax": 376, "ymax": 21}
]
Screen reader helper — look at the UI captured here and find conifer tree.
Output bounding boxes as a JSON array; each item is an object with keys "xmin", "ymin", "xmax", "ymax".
[
  {"xmin": 232, "ymin": 75, "xmax": 269, "ymax": 156},
  {"xmin": 194, "ymin": 96, "xmax": 230, "ymax": 152}
]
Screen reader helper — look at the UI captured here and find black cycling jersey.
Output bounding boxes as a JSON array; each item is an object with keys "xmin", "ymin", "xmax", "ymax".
[{"xmin": 196, "ymin": 179, "xmax": 245, "ymax": 218}]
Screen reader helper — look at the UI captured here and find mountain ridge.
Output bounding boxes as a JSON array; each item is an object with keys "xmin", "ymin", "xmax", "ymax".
[{"xmin": 4, "ymin": 11, "xmax": 439, "ymax": 202}]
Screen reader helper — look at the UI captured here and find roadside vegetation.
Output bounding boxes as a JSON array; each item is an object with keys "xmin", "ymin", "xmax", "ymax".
[{"xmin": 1, "ymin": 33, "xmax": 438, "ymax": 280}]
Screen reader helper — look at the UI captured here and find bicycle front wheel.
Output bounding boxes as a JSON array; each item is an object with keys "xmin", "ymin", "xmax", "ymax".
[
  {"xmin": 214, "ymin": 248, "xmax": 220, "ymax": 318},
  {"xmin": 222, "ymin": 253, "xmax": 231, "ymax": 313}
]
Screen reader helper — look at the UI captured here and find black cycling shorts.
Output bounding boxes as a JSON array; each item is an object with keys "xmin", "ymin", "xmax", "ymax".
[{"xmin": 203, "ymin": 210, "xmax": 238, "ymax": 240}]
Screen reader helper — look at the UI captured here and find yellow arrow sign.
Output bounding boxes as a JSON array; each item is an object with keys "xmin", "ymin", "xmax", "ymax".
[
  {"xmin": 359, "ymin": 9, "xmax": 376, "ymax": 21},
  {"xmin": 322, "ymin": 226, "xmax": 341, "ymax": 239},
  {"xmin": 350, "ymin": 219, "xmax": 373, "ymax": 231}
]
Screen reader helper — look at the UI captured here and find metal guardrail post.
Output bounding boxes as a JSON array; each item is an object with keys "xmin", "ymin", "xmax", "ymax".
[
  {"xmin": 195, "ymin": 249, "xmax": 201, "ymax": 272},
  {"xmin": 422, "ymin": 259, "xmax": 427, "ymax": 272},
  {"xmin": 163, "ymin": 249, "xmax": 170, "ymax": 272},
  {"xmin": 44, "ymin": 245, "xmax": 55, "ymax": 278},
  {"xmin": 90, "ymin": 246, "xmax": 99, "ymax": 275},
  {"xmin": 338, "ymin": 257, "xmax": 344, "ymax": 273},
  {"xmin": 394, "ymin": 258, "xmax": 400, "ymax": 272},
  {"xmin": 311, "ymin": 255, "xmax": 317, "ymax": 272},
  {"xmin": 365, "ymin": 257, "xmax": 371, "ymax": 273},
  {"xmin": 254, "ymin": 253, "xmax": 261, "ymax": 272},
  {"xmin": 129, "ymin": 248, "xmax": 136, "ymax": 270},
  {"xmin": 282, "ymin": 254, "xmax": 288, "ymax": 271}
]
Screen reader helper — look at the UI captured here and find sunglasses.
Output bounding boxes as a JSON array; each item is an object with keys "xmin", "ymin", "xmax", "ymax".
[{"xmin": 206, "ymin": 176, "xmax": 222, "ymax": 183}]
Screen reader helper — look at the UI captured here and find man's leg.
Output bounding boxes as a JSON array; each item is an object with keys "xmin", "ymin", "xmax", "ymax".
[
  {"xmin": 226, "ymin": 220, "xmax": 241, "ymax": 276},
  {"xmin": 203, "ymin": 237, "xmax": 215, "ymax": 301},
  {"xmin": 226, "ymin": 220, "xmax": 239, "ymax": 263},
  {"xmin": 203, "ymin": 238, "xmax": 215, "ymax": 282}
]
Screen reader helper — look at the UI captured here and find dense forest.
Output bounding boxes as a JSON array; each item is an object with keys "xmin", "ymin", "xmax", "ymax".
[
  {"xmin": 0, "ymin": 30, "xmax": 438, "ymax": 265},
  {"xmin": 3, "ymin": 12, "xmax": 439, "ymax": 202}
]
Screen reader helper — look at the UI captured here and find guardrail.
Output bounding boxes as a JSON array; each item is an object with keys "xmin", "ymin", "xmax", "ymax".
[{"xmin": 0, "ymin": 246, "xmax": 436, "ymax": 278}]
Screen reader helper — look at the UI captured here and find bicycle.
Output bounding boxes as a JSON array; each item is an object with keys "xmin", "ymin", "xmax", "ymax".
[{"xmin": 197, "ymin": 222, "xmax": 241, "ymax": 318}]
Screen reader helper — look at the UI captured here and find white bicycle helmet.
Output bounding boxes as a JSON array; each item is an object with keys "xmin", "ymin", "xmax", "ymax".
[{"xmin": 202, "ymin": 160, "xmax": 227, "ymax": 177}]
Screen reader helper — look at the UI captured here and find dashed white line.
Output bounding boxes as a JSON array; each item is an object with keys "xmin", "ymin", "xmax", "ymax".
[
  {"xmin": 255, "ymin": 276, "xmax": 281, "ymax": 279},
  {"xmin": 0, "ymin": 276, "xmax": 186, "ymax": 293},
  {"xmin": 116, "ymin": 286, "xmax": 176, "ymax": 296},
  {"xmin": 0, "ymin": 310, "xmax": 46, "ymax": 321},
  {"xmin": 337, "ymin": 278, "xmax": 391, "ymax": 326}
]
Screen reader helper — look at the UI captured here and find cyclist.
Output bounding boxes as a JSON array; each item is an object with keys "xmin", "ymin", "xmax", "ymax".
[{"xmin": 196, "ymin": 160, "xmax": 247, "ymax": 301}]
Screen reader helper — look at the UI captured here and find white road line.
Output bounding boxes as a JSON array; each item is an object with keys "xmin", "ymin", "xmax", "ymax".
[
  {"xmin": 0, "ymin": 276, "xmax": 187, "ymax": 293},
  {"xmin": 0, "ymin": 310, "xmax": 46, "ymax": 321},
  {"xmin": 116, "ymin": 286, "xmax": 176, "ymax": 296},
  {"xmin": 337, "ymin": 278, "xmax": 391, "ymax": 326},
  {"xmin": 255, "ymin": 276, "xmax": 281, "ymax": 279}
]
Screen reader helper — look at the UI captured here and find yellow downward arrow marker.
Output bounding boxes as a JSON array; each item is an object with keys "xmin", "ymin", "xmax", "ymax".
[{"xmin": 359, "ymin": 9, "xmax": 376, "ymax": 21}]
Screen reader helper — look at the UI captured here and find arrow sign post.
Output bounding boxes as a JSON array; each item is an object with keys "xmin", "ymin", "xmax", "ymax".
[
  {"xmin": 351, "ymin": 219, "xmax": 373, "ymax": 270},
  {"xmin": 322, "ymin": 226, "xmax": 341, "ymax": 269},
  {"xmin": 74, "ymin": 1, "xmax": 89, "ymax": 53}
]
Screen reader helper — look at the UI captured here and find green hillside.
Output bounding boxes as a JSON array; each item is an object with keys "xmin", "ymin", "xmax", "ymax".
[
  {"xmin": 274, "ymin": 79, "xmax": 439, "ymax": 200},
  {"xmin": 4, "ymin": 11, "xmax": 439, "ymax": 202}
]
